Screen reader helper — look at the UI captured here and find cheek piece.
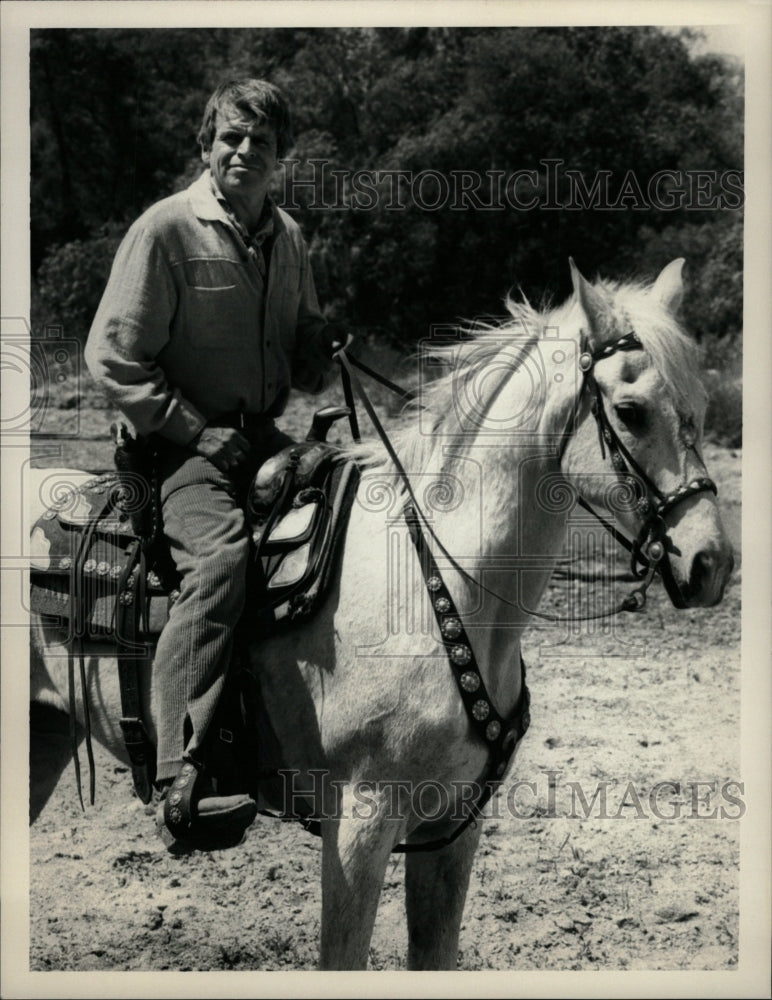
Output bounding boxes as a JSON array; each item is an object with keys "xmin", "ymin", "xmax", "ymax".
[{"xmin": 558, "ymin": 331, "xmax": 717, "ymax": 610}]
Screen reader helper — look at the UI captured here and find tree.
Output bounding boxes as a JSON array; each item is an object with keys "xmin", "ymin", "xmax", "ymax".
[{"xmin": 31, "ymin": 26, "xmax": 743, "ymax": 352}]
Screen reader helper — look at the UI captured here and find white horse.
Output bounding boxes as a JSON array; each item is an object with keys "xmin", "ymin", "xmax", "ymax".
[{"xmin": 30, "ymin": 260, "xmax": 734, "ymax": 970}]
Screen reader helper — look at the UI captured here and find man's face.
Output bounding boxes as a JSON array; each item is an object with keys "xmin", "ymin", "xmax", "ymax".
[{"xmin": 203, "ymin": 109, "xmax": 279, "ymax": 207}]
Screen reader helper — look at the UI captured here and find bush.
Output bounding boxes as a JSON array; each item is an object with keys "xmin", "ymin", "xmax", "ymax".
[
  {"xmin": 34, "ymin": 231, "xmax": 124, "ymax": 343},
  {"xmin": 703, "ymin": 369, "xmax": 742, "ymax": 448}
]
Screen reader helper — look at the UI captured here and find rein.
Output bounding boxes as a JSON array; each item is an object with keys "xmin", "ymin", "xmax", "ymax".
[{"xmin": 335, "ymin": 338, "xmax": 717, "ymax": 621}]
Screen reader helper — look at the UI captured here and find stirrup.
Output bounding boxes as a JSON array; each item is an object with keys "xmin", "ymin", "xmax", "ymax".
[{"xmin": 158, "ymin": 760, "xmax": 257, "ymax": 850}]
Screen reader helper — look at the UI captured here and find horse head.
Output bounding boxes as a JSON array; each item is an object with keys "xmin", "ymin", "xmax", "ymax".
[{"xmin": 558, "ymin": 259, "xmax": 734, "ymax": 608}]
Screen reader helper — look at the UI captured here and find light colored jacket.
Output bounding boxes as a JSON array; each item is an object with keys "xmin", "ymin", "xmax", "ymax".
[{"xmin": 85, "ymin": 170, "xmax": 333, "ymax": 446}]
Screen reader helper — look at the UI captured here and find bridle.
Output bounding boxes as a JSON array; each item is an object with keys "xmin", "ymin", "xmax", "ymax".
[
  {"xmin": 559, "ymin": 330, "xmax": 718, "ymax": 613},
  {"xmin": 336, "ymin": 331, "xmax": 718, "ymax": 619}
]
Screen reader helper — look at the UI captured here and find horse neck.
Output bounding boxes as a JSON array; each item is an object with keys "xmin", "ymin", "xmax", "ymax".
[
  {"xmin": 409, "ymin": 331, "xmax": 578, "ymax": 705},
  {"xmin": 426, "ymin": 435, "xmax": 571, "ymax": 619}
]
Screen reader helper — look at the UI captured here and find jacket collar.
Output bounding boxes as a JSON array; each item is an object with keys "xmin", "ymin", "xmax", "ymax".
[
  {"xmin": 188, "ymin": 169, "xmax": 284, "ymax": 237},
  {"xmin": 188, "ymin": 169, "xmax": 230, "ymax": 223}
]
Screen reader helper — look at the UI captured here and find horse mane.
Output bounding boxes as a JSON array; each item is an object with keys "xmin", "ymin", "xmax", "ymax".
[{"xmin": 344, "ymin": 273, "xmax": 706, "ymax": 475}]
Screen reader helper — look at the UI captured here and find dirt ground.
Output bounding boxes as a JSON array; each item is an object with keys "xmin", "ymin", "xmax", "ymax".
[{"xmin": 28, "ymin": 397, "xmax": 742, "ymax": 975}]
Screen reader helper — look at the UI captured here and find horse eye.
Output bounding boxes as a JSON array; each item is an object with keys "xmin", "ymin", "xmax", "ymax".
[{"xmin": 614, "ymin": 402, "xmax": 646, "ymax": 430}]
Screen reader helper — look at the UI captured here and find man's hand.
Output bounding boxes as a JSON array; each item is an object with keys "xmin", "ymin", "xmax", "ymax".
[{"xmin": 191, "ymin": 427, "xmax": 250, "ymax": 473}]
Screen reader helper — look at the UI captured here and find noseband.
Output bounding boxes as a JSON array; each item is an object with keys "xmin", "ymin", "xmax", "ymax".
[{"xmin": 564, "ymin": 330, "xmax": 718, "ymax": 610}]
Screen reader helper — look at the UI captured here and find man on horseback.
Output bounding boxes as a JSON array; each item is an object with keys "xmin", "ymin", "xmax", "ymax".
[{"xmin": 85, "ymin": 79, "xmax": 341, "ymax": 846}]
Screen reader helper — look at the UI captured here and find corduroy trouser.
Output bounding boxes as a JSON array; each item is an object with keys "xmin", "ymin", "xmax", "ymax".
[{"xmin": 152, "ymin": 422, "xmax": 293, "ymax": 783}]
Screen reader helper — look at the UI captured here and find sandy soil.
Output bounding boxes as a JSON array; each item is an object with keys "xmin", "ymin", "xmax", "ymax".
[{"xmin": 28, "ymin": 419, "xmax": 742, "ymax": 974}]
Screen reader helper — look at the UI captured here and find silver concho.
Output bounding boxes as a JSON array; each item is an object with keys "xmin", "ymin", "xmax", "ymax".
[
  {"xmin": 459, "ymin": 671, "xmax": 480, "ymax": 692},
  {"xmin": 426, "ymin": 576, "xmax": 442, "ymax": 592},
  {"xmin": 486, "ymin": 720, "xmax": 501, "ymax": 741},
  {"xmin": 450, "ymin": 645, "xmax": 471, "ymax": 666},
  {"xmin": 472, "ymin": 699, "xmax": 490, "ymax": 721},
  {"xmin": 434, "ymin": 596, "xmax": 451, "ymax": 614},
  {"xmin": 441, "ymin": 617, "xmax": 462, "ymax": 639}
]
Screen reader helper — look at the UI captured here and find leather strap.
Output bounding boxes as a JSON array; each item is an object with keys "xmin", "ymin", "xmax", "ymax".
[
  {"xmin": 337, "ymin": 348, "xmax": 654, "ymax": 621},
  {"xmin": 67, "ymin": 493, "xmax": 109, "ymax": 808},
  {"xmin": 287, "ymin": 505, "xmax": 531, "ymax": 855},
  {"xmin": 337, "ymin": 355, "xmax": 361, "ymax": 442},
  {"xmin": 343, "ymin": 352, "xmax": 418, "ymax": 403},
  {"xmin": 115, "ymin": 538, "xmax": 156, "ymax": 803}
]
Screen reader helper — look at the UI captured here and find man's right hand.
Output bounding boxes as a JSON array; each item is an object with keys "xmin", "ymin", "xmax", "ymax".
[{"xmin": 191, "ymin": 427, "xmax": 250, "ymax": 473}]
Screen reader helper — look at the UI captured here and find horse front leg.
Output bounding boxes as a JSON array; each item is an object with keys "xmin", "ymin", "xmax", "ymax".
[
  {"xmin": 319, "ymin": 784, "xmax": 404, "ymax": 970},
  {"xmin": 404, "ymin": 822, "xmax": 483, "ymax": 970}
]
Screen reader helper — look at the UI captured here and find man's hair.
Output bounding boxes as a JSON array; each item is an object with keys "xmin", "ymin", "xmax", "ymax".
[{"xmin": 197, "ymin": 79, "xmax": 293, "ymax": 157}]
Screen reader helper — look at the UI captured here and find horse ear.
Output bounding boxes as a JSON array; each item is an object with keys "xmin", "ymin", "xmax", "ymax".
[
  {"xmin": 569, "ymin": 258, "xmax": 607, "ymax": 345},
  {"xmin": 651, "ymin": 258, "xmax": 685, "ymax": 314}
]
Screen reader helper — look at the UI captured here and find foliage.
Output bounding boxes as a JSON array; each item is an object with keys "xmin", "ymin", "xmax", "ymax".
[
  {"xmin": 31, "ymin": 26, "xmax": 743, "ymax": 372},
  {"xmin": 703, "ymin": 371, "xmax": 742, "ymax": 448},
  {"xmin": 35, "ymin": 232, "xmax": 123, "ymax": 341},
  {"xmin": 635, "ymin": 212, "xmax": 743, "ymax": 359}
]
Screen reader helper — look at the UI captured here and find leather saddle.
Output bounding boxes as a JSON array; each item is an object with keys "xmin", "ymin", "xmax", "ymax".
[
  {"xmin": 30, "ymin": 407, "xmax": 360, "ymax": 641},
  {"xmin": 246, "ymin": 439, "xmax": 359, "ymax": 625}
]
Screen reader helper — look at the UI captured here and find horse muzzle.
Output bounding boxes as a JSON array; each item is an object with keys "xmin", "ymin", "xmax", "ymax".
[{"xmin": 664, "ymin": 541, "xmax": 735, "ymax": 609}]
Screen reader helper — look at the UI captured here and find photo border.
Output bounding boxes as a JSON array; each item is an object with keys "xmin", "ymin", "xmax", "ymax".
[{"xmin": 2, "ymin": 2, "xmax": 769, "ymax": 997}]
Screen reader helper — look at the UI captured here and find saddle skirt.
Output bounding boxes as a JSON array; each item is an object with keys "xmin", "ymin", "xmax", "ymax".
[{"xmin": 29, "ymin": 446, "xmax": 360, "ymax": 642}]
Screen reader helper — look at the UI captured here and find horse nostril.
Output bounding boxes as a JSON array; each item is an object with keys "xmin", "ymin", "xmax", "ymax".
[{"xmin": 690, "ymin": 550, "xmax": 715, "ymax": 596}]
